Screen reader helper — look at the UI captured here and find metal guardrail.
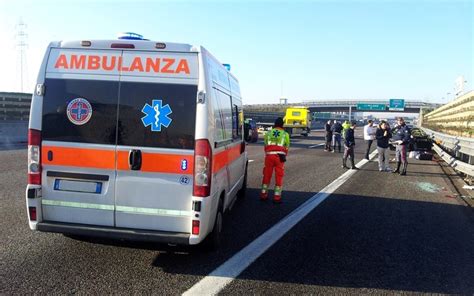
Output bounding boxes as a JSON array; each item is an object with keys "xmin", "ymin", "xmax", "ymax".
[
  {"xmin": 432, "ymin": 144, "xmax": 474, "ymax": 177},
  {"xmin": 422, "ymin": 127, "xmax": 474, "ymax": 157},
  {"xmin": 421, "ymin": 127, "xmax": 474, "ymax": 177}
]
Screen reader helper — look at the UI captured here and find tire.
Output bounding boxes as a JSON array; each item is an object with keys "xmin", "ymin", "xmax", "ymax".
[
  {"xmin": 237, "ymin": 163, "xmax": 248, "ymax": 198},
  {"xmin": 203, "ymin": 198, "xmax": 224, "ymax": 251}
]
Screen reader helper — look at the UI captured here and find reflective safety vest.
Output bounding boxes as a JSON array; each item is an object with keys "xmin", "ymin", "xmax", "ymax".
[{"xmin": 264, "ymin": 127, "xmax": 290, "ymax": 155}]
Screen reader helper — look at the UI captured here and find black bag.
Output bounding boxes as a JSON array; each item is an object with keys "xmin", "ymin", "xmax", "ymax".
[
  {"xmin": 418, "ymin": 152, "xmax": 433, "ymax": 160},
  {"xmin": 278, "ymin": 154, "xmax": 287, "ymax": 163}
]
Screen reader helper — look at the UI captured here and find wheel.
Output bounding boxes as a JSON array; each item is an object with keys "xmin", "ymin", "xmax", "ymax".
[
  {"xmin": 203, "ymin": 198, "xmax": 223, "ymax": 251},
  {"xmin": 237, "ymin": 163, "xmax": 248, "ymax": 198}
]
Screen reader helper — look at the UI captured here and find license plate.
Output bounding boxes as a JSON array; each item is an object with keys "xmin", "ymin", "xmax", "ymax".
[{"xmin": 54, "ymin": 179, "xmax": 102, "ymax": 194}]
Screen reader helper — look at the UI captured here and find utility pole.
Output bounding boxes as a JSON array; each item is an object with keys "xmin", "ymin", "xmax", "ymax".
[{"xmin": 16, "ymin": 19, "xmax": 28, "ymax": 92}]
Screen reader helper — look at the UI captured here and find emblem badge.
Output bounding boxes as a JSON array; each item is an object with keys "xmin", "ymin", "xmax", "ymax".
[{"xmin": 66, "ymin": 98, "xmax": 93, "ymax": 125}]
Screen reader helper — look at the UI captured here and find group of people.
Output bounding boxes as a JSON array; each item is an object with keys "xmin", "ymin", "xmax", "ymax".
[
  {"xmin": 363, "ymin": 117, "xmax": 411, "ymax": 175},
  {"xmin": 260, "ymin": 117, "xmax": 411, "ymax": 203},
  {"xmin": 324, "ymin": 119, "xmax": 358, "ymax": 169}
]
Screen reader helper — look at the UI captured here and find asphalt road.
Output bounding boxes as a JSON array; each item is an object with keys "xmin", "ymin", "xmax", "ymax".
[{"xmin": 1, "ymin": 130, "xmax": 473, "ymax": 294}]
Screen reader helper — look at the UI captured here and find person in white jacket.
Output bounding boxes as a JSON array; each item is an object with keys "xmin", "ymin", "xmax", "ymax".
[{"xmin": 363, "ymin": 120, "xmax": 377, "ymax": 159}]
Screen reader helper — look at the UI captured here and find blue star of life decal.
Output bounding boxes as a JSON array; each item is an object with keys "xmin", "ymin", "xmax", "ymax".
[{"xmin": 141, "ymin": 99, "xmax": 173, "ymax": 132}]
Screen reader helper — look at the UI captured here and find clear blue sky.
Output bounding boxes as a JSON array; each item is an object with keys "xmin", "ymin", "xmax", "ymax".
[{"xmin": 0, "ymin": 0, "xmax": 472, "ymax": 104}]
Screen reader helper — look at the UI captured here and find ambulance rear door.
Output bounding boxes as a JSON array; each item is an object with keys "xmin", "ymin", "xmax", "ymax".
[
  {"xmin": 40, "ymin": 48, "xmax": 121, "ymax": 227},
  {"xmin": 114, "ymin": 51, "xmax": 199, "ymax": 233}
]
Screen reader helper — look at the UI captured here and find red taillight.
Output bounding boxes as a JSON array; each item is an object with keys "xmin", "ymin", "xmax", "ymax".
[
  {"xmin": 111, "ymin": 43, "xmax": 135, "ymax": 49},
  {"xmin": 193, "ymin": 139, "xmax": 212, "ymax": 197},
  {"xmin": 29, "ymin": 207, "xmax": 37, "ymax": 221},
  {"xmin": 28, "ymin": 129, "xmax": 41, "ymax": 185},
  {"xmin": 192, "ymin": 220, "xmax": 200, "ymax": 235}
]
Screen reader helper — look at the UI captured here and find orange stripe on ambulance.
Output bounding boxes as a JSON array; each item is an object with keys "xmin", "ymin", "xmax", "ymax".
[{"xmin": 54, "ymin": 54, "xmax": 190, "ymax": 74}]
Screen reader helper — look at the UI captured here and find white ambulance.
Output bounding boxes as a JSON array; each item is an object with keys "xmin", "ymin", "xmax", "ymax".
[{"xmin": 26, "ymin": 33, "xmax": 248, "ymax": 249}]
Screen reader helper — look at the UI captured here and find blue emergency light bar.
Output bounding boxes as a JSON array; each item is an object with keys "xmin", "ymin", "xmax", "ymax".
[
  {"xmin": 223, "ymin": 64, "xmax": 231, "ymax": 71},
  {"xmin": 118, "ymin": 32, "xmax": 146, "ymax": 40}
]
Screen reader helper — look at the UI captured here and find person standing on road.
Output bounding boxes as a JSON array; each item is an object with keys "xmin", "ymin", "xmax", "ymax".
[
  {"xmin": 375, "ymin": 121, "xmax": 392, "ymax": 172},
  {"xmin": 324, "ymin": 120, "xmax": 333, "ymax": 152},
  {"xmin": 342, "ymin": 120, "xmax": 351, "ymax": 139},
  {"xmin": 363, "ymin": 120, "xmax": 377, "ymax": 159},
  {"xmin": 331, "ymin": 119, "xmax": 343, "ymax": 153},
  {"xmin": 342, "ymin": 122, "xmax": 359, "ymax": 170},
  {"xmin": 391, "ymin": 117, "xmax": 411, "ymax": 175},
  {"xmin": 261, "ymin": 117, "xmax": 290, "ymax": 203}
]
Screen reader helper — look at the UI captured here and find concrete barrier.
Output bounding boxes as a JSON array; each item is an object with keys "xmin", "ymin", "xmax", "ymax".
[{"xmin": 0, "ymin": 121, "xmax": 28, "ymax": 145}]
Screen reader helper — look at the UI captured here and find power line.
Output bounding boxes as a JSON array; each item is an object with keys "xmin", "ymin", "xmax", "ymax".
[{"xmin": 15, "ymin": 18, "xmax": 28, "ymax": 92}]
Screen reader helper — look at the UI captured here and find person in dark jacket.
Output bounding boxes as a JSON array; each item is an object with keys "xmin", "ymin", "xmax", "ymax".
[
  {"xmin": 324, "ymin": 120, "xmax": 333, "ymax": 152},
  {"xmin": 391, "ymin": 117, "xmax": 411, "ymax": 175},
  {"xmin": 375, "ymin": 121, "xmax": 392, "ymax": 172},
  {"xmin": 342, "ymin": 122, "xmax": 359, "ymax": 170},
  {"xmin": 330, "ymin": 120, "xmax": 343, "ymax": 153}
]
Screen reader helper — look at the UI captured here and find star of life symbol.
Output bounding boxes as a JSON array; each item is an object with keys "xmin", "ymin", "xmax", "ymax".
[
  {"xmin": 141, "ymin": 99, "xmax": 173, "ymax": 132},
  {"xmin": 272, "ymin": 130, "xmax": 281, "ymax": 138}
]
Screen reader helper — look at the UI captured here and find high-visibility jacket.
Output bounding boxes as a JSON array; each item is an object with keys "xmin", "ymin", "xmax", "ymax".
[
  {"xmin": 264, "ymin": 127, "xmax": 290, "ymax": 155},
  {"xmin": 342, "ymin": 121, "xmax": 351, "ymax": 139}
]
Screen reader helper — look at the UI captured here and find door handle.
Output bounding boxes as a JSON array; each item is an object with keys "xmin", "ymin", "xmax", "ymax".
[{"xmin": 128, "ymin": 149, "xmax": 142, "ymax": 171}]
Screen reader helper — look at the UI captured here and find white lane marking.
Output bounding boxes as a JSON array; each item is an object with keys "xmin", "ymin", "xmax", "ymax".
[
  {"xmin": 308, "ymin": 143, "xmax": 325, "ymax": 148},
  {"xmin": 183, "ymin": 150, "xmax": 379, "ymax": 296},
  {"xmin": 248, "ymin": 159, "xmax": 254, "ymax": 163}
]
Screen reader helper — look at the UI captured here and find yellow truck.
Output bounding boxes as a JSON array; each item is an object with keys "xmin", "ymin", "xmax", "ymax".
[{"xmin": 283, "ymin": 107, "xmax": 311, "ymax": 137}]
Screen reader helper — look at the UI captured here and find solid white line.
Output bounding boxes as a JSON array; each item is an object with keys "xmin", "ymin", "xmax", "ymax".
[
  {"xmin": 308, "ymin": 143, "xmax": 325, "ymax": 148},
  {"xmin": 183, "ymin": 150, "xmax": 378, "ymax": 296}
]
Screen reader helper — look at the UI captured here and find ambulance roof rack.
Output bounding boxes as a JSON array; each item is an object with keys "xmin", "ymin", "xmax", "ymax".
[{"xmin": 117, "ymin": 32, "xmax": 148, "ymax": 41}]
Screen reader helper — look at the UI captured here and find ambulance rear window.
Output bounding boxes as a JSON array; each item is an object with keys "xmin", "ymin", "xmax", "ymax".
[
  {"xmin": 42, "ymin": 78, "xmax": 119, "ymax": 145},
  {"xmin": 117, "ymin": 82, "xmax": 197, "ymax": 149},
  {"xmin": 41, "ymin": 78, "xmax": 197, "ymax": 149}
]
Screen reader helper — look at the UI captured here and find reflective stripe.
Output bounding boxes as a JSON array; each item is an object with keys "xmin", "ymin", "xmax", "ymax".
[
  {"xmin": 42, "ymin": 199, "xmax": 114, "ymax": 210},
  {"xmin": 279, "ymin": 135, "xmax": 286, "ymax": 146},
  {"xmin": 266, "ymin": 151, "xmax": 285, "ymax": 155},
  {"xmin": 274, "ymin": 186, "xmax": 282, "ymax": 195},
  {"xmin": 42, "ymin": 199, "xmax": 191, "ymax": 217},
  {"xmin": 115, "ymin": 206, "xmax": 191, "ymax": 217}
]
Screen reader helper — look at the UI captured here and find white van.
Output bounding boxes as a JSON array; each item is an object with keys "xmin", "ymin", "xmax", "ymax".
[{"xmin": 26, "ymin": 33, "xmax": 248, "ymax": 248}]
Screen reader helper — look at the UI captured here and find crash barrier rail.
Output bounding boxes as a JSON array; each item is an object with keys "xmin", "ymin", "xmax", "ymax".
[
  {"xmin": 422, "ymin": 90, "xmax": 474, "ymax": 138},
  {"xmin": 421, "ymin": 127, "xmax": 474, "ymax": 177}
]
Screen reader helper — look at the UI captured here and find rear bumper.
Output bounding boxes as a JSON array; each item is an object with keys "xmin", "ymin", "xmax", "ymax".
[{"xmin": 37, "ymin": 221, "xmax": 190, "ymax": 245}]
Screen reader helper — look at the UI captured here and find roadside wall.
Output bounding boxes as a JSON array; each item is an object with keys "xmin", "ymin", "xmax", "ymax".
[{"xmin": 422, "ymin": 90, "xmax": 474, "ymax": 138}]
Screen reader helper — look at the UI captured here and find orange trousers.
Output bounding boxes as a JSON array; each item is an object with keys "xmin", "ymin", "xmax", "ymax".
[{"xmin": 261, "ymin": 154, "xmax": 285, "ymax": 198}]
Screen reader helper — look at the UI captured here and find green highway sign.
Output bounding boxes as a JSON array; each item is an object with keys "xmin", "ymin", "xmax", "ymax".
[
  {"xmin": 356, "ymin": 103, "xmax": 386, "ymax": 111},
  {"xmin": 389, "ymin": 99, "xmax": 405, "ymax": 111}
]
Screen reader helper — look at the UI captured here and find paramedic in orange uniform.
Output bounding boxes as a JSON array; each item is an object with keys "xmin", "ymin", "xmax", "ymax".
[{"xmin": 260, "ymin": 117, "xmax": 290, "ymax": 203}]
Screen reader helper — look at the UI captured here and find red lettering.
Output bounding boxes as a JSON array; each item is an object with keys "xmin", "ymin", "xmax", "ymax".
[
  {"xmin": 175, "ymin": 59, "xmax": 190, "ymax": 74},
  {"xmin": 70, "ymin": 55, "xmax": 86, "ymax": 69},
  {"xmin": 87, "ymin": 55, "xmax": 100, "ymax": 70},
  {"xmin": 117, "ymin": 56, "xmax": 123, "ymax": 71},
  {"xmin": 102, "ymin": 56, "xmax": 116, "ymax": 71},
  {"xmin": 146, "ymin": 58, "xmax": 160, "ymax": 72},
  {"xmin": 54, "ymin": 54, "xmax": 69, "ymax": 69},
  {"xmin": 161, "ymin": 58, "xmax": 175, "ymax": 73},
  {"xmin": 129, "ymin": 57, "xmax": 144, "ymax": 72}
]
